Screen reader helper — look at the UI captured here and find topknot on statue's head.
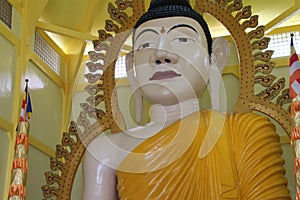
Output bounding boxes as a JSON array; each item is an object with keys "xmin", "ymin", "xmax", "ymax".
[
  {"xmin": 148, "ymin": 0, "xmax": 191, "ymax": 9},
  {"xmin": 133, "ymin": 0, "xmax": 213, "ymax": 56},
  {"xmin": 134, "ymin": 0, "xmax": 196, "ymax": 29}
]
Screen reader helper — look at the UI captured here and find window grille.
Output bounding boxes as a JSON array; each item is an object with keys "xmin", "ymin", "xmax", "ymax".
[
  {"xmin": 115, "ymin": 55, "xmax": 127, "ymax": 78},
  {"xmin": 85, "ymin": 55, "xmax": 127, "ymax": 80},
  {"xmin": 267, "ymin": 31, "xmax": 300, "ymax": 58},
  {"xmin": 0, "ymin": 0, "xmax": 12, "ymax": 28},
  {"xmin": 34, "ymin": 31, "xmax": 61, "ymax": 76}
]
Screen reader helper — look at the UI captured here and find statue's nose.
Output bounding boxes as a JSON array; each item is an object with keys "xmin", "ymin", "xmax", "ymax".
[
  {"xmin": 151, "ymin": 49, "xmax": 179, "ymax": 65},
  {"xmin": 155, "ymin": 57, "xmax": 172, "ymax": 65}
]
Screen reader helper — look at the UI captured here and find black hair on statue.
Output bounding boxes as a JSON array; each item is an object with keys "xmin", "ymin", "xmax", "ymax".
[{"xmin": 133, "ymin": 0, "xmax": 212, "ymax": 56}]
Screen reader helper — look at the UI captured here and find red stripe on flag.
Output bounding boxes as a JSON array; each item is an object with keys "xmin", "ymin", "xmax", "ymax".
[
  {"xmin": 290, "ymin": 69, "xmax": 300, "ymax": 84},
  {"xmin": 19, "ymin": 93, "xmax": 27, "ymax": 122},
  {"xmin": 291, "ymin": 53, "xmax": 299, "ymax": 66},
  {"xmin": 291, "ymin": 88, "xmax": 298, "ymax": 100},
  {"xmin": 289, "ymin": 34, "xmax": 300, "ymax": 99}
]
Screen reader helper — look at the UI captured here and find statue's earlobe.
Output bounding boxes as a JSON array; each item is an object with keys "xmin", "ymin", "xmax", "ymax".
[
  {"xmin": 209, "ymin": 37, "xmax": 230, "ymax": 111},
  {"xmin": 211, "ymin": 37, "xmax": 230, "ymax": 72},
  {"xmin": 126, "ymin": 51, "xmax": 143, "ymax": 122}
]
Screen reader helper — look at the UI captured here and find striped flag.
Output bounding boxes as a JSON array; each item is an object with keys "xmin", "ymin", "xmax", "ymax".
[
  {"xmin": 19, "ymin": 79, "xmax": 32, "ymax": 122},
  {"xmin": 289, "ymin": 34, "xmax": 300, "ymax": 99},
  {"xmin": 8, "ymin": 79, "xmax": 32, "ymax": 200},
  {"xmin": 290, "ymin": 33, "xmax": 300, "ymax": 200}
]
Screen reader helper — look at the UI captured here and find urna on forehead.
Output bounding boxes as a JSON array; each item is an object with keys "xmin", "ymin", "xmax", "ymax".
[{"xmin": 133, "ymin": 0, "xmax": 212, "ymax": 56}]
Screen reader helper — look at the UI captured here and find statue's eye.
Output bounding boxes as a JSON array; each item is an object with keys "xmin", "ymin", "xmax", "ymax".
[
  {"xmin": 178, "ymin": 38, "xmax": 188, "ymax": 42},
  {"xmin": 137, "ymin": 43, "xmax": 150, "ymax": 50},
  {"xmin": 173, "ymin": 37, "xmax": 193, "ymax": 43}
]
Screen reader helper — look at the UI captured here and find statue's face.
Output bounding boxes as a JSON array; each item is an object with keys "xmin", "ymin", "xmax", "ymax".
[{"xmin": 133, "ymin": 17, "xmax": 210, "ymax": 106}]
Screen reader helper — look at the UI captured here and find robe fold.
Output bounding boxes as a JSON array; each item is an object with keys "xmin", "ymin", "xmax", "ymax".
[{"xmin": 116, "ymin": 111, "xmax": 290, "ymax": 199}]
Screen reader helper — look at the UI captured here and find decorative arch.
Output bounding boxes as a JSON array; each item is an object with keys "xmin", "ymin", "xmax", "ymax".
[{"xmin": 41, "ymin": 0, "xmax": 292, "ymax": 199}]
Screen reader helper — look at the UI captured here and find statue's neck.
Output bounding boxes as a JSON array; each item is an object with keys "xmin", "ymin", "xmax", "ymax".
[{"xmin": 149, "ymin": 99, "xmax": 200, "ymax": 126}]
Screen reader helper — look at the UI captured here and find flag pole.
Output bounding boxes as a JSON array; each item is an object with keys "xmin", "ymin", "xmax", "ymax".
[
  {"xmin": 24, "ymin": 79, "xmax": 28, "ymax": 122},
  {"xmin": 8, "ymin": 80, "xmax": 31, "ymax": 200},
  {"xmin": 290, "ymin": 33, "xmax": 300, "ymax": 199}
]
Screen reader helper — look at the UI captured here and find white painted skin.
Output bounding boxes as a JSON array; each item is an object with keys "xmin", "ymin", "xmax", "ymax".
[{"xmin": 82, "ymin": 16, "xmax": 229, "ymax": 200}]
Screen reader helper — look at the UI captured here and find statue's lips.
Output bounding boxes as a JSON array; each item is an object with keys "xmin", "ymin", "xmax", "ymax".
[{"xmin": 149, "ymin": 70, "xmax": 182, "ymax": 80}]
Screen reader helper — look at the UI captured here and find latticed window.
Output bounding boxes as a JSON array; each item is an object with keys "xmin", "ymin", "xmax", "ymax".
[
  {"xmin": 115, "ymin": 55, "xmax": 127, "ymax": 78},
  {"xmin": 34, "ymin": 31, "xmax": 61, "ymax": 76},
  {"xmin": 267, "ymin": 31, "xmax": 300, "ymax": 58},
  {"xmin": 85, "ymin": 55, "xmax": 127, "ymax": 80},
  {"xmin": 0, "ymin": 0, "xmax": 12, "ymax": 28}
]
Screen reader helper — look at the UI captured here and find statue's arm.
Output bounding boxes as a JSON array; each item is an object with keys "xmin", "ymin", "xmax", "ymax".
[
  {"xmin": 82, "ymin": 150, "xmax": 118, "ymax": 200},
  {"xmin": 229, "ymin": 112, "xmax": 290, "ymax": 199}
]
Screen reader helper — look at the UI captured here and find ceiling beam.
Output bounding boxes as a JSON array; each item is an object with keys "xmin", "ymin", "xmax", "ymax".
[
  {"xmin": 7, "ymin": 0, "xmax": 23, "ymax": 13},
  {"xmin": 79, "ymin": 0, "xmax": 103, "ymax": 31},
  {"xmin": 265, "ymin": 0, "xmax": 300, "ymax": 33},
  {"xmin": 60, "ymin": 0, "xmax": 104, "ymax": 131},
  {"xmin": 24, "ymin": 0, "xmax": 48, "ymax": 38},
  {"xmin": 36, "ymin": 21, "xmax": 98, "ymax": 41},
  {"xmin": 268, "ymin": 24, "xmax": 300, "ymax": 35}
]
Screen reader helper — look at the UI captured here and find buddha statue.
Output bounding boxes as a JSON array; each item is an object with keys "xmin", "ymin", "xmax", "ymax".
[{"xmin": 82, "ymin": 0, "xmax": 290, "ymax": 199}]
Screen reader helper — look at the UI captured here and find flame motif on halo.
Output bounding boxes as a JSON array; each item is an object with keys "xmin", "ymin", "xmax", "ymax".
[{"xmin": 41, "ymin": 0, "xmax": 292, "ymax": 199}]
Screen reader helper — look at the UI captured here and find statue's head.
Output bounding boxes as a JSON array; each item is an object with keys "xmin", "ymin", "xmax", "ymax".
[
  {"xmin": 133, "ymin": 0, "xmax": 213, "ymax": 57},
  {"xmin": 126, "ymin": 0, "xmax": 230, "ymax": 121}
]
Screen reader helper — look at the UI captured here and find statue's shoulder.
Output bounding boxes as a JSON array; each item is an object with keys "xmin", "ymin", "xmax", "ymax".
[
  {"xmin": 200, "ymin": 110, "xmax": 270, "ymax": 121},
  {"xmin": 226, "ymin": 111, "xmax": 273, "ymax": 126},
  {"xmin": 85, "ymin": 126, "xmax": 150, "ymax": 166},
  {"xmin": 86, "ymin": 129, "xmax": 137, "ymax": 153},
  {"xmin": 198, "ymin": 110, "xmax": 275, "ymax": 133},
  {"xmin": 85, "ymin": 132, "xmax": 123, "ymax": 162},
  {"xmin": 224, "ymin": 111, "xmax": 278, "ymax": 141}
]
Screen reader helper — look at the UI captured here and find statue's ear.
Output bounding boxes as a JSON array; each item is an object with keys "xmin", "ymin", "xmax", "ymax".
[
  {"xmin": 125, "ymin": 51, "xmax": 143, "ymax": 122},
  {"xmin": 209, "ymin": 37, "xmax": 230, "ymax": 111},
  {"xmin": 125, "ymin": 51, "xmax": 134, "ymax": 77},
  {"xmin": 211, "ymin": 37, "xmax": 230, "ymax": 73}
]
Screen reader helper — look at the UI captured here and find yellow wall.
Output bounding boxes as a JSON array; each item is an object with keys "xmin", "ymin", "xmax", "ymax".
[
  {"xmin": 0, "ymin": 128, "xmax": 9, "ymax": 198},
  {"xmin": 0, "ymin": 0, "xmax": 75, "ymax": 199}
]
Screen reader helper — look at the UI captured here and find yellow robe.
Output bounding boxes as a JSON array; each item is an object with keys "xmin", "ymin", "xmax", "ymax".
[{"xmin": 116, "ymin": 111, "xmax": 290, "ymax": 199}]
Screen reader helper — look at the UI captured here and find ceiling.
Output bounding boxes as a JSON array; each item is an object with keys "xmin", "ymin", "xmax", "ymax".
[{"xmin": 37, "ymin": 0, "xmax": 300, "ymax": 55}]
